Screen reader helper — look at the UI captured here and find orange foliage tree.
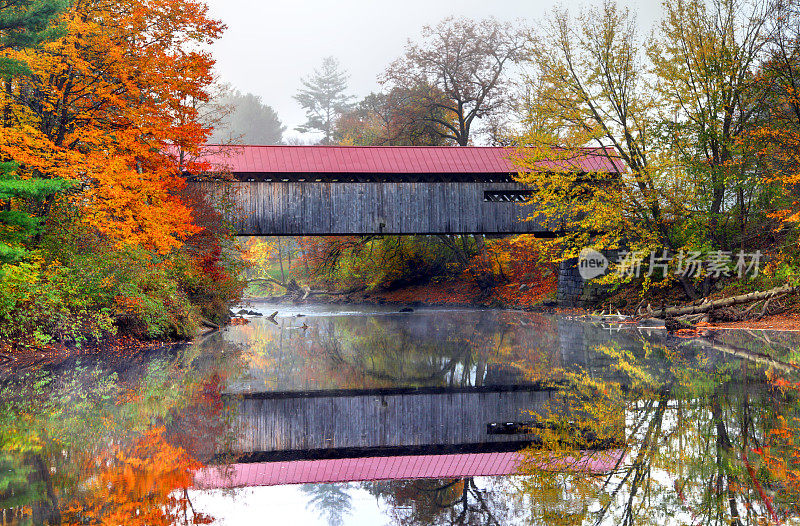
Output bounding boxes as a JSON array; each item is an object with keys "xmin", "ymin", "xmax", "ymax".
[
  {"xmin": 465, "ymin": 235, "xmax": 558, "ymax": 305},
  {"xmin": 750, "ymin": 6, "xmax": 800, "ymax": 227},
  {"xmin": 1, "ymin": 0, "xmax": 224, "ymax": 254}
]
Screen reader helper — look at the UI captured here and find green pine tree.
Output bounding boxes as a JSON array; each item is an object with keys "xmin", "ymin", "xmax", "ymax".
[
  {"xmin": 0, "ymin": 0, "xmax": 69, "ymax": 263},
  {"xmin": 293, "ymin": 56, "xmax": 354, "ymax": 144}
]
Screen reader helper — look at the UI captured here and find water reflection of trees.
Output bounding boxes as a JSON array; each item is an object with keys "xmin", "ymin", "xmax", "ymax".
[
  {"xmin": 232, "ymin": 312, "xmax": 565, "ymax": 391},
  {"xmin": 0, "ymin": 339, "xmax": 242, "ymax": 524},
  {"xmin": 365, "ymin": 476, "xmax": 525, "ymax": 525},
  {"xmin": 301, "ymin": 483, "xmax": 353, "ymax": 526},
  {"xmin": 520, "ymin": 336, "xmax": 800, "ymax": 525}
]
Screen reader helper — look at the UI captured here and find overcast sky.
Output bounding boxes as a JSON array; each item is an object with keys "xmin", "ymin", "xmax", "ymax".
[{"xmin": 204, "ymin": 0, "xmax": 664, "ymax": 143}]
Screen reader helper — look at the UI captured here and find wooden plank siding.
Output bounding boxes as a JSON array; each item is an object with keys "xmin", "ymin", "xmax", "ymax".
[
  {"xmin": 195, "ymin": 181, "xmax": 559, "ymax": 236},
  {"xmin": 230, "ymin": 388, "xmax": 557, "ymax": 456}
]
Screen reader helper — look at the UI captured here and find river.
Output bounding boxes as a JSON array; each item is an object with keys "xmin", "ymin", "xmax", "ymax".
[{"xmin": 2, "ymin": 302, "xmax": 800, "ymax": 524}]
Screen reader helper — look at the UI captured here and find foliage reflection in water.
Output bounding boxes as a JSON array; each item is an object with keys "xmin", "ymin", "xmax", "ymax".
[
  {"xmin": 224, "ymin": 306, "xmax": 572, "ymax": 393},
  {"xmin": 519, "ymin": 336, "xmax": 800, "ymax": 526},
  {"xmin": 211, "ymin": 305, "xmax": 800, "ymax": 525},
  {"xmin": 0, "ymin": 337, "xmax": 242, "ymax": 525},
  {"xmin": 3, "ymin": 305, "xmax": 800, "ymax": 524}
]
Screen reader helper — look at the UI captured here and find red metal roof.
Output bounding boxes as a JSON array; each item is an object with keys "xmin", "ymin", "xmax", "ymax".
[
  {"xmin": 196, "ymin": 145, "xmax": 622, "ymax": 175},
  {"xmin": 194, "ymin": 450, "xmax": 623, "ymax": 489}
]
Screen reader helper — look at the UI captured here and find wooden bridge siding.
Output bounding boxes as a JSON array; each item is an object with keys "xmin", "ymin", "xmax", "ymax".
[
  {"xmin": 197, "ymin": 182, "xmax": 553, "ymax": 235},
  {"xmin": 231, "ymin": 390, "xmax": 556, "ymax": 454}
]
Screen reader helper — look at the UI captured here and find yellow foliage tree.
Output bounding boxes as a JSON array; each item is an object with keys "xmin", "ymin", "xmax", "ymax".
[{"xmin": 515, "ymin": 0, "xmax": 778, "ymax": 298}]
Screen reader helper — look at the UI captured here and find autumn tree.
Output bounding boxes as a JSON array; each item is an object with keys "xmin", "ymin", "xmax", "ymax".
[
  {"xmin": 335, "ymin": 86, "xmax": 452, "ymax": 146},
  {"xmin": 298, "ymin": 235, "xmax": 475, "ymax": 292},
  {"xmin": 516, "ymin": 0, "xmax": 778, "ymax": 299},
  {"xmin": 516, "ymin": 2, "xmax": 668, "ymax": 259},
  {"xmin": 294, "ymin": 56, "xmax": 353, "ymax": 144},
  {"xmin": 751, "ymin": 0, "xmax": 800, "ymax": 226},
  {"xmin": 648, "ymin": 0, "xmax": 778, "ymax": 252},
  {"xmin": 383, "ymin": 17, "xmax": 528, "ymax": 146},
  {"xmin": 1, "ymin": 0, "xmax": 224, "ymax": 254},
  {"xmin": 0, "ymin": 0, "xmax": 245, "ymax": 345}
]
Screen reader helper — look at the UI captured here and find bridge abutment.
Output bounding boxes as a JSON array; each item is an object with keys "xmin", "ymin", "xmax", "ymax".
[{"xmin": 556, "ymin": 250, "xmax": 619, "ymax": 308}]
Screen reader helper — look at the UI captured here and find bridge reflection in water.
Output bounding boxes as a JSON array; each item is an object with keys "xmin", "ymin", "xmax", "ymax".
[
  {"xmin": 196, "ymin": 449, "xmax": 624, "ymax": 489},
  {"xmin": 197, "ymin": 309, "xmax": 656, "ymax": 489},
  {"xmin": 232, "ymin": 386, "xmax": 555, "ymax": 460},
  {"xmin": 191, "ymin": 305, "xmax": 680, "ymax": 487},
  {"xmin": 199, "ymin": 384, "xmax": 622, "ymax": 489}
]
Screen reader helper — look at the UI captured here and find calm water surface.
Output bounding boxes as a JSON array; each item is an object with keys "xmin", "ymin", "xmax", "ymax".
[{"xmin": 3, "ymin": 302, "xmax": 800, "ymax": 525}]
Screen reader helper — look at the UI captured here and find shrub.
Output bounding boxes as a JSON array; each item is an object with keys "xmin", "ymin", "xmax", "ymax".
[
  {"xmin": 0, "ymin": 195, "xmax": 245, "ymax": 348},
  {"xmin": 0, "ymin": 258, "xmax": 117, "ymax": 347}
]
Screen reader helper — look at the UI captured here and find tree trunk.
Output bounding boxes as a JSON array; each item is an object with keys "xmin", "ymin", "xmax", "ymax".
[
  {"xmin": 299, "ymin": 246, "xmax": 312, "ymax": 278},
  {"xmin": 710, "ymin": 396, "xmax": 742, "ymax": 526},
  {"xmin": 276, "ymin": 238, "xmax": 286, "ymax": 283}
]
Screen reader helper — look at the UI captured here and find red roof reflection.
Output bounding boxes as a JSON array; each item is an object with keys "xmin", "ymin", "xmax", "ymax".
[{"xmin": 195, "ymin": 450, "xmax": 623, "ymax": 488}]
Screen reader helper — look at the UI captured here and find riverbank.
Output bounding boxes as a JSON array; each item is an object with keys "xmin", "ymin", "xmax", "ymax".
[{"xmin": 693, "ymin": 313, "xmax": 800, "ymax": 331}]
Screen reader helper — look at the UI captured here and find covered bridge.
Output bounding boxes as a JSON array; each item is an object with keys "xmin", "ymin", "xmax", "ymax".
[{"xmin": 191, "ymin": 145, "xmax": 621, "ymax": 236}]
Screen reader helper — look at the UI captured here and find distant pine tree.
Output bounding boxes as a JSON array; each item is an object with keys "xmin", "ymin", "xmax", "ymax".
[
  {"xmin": 293, "ymin": 57, "xmax": 354, "ymax": 144},
  {"xmin": 0, "ymin": 0, "xmax": 70, "ymax": 263}
]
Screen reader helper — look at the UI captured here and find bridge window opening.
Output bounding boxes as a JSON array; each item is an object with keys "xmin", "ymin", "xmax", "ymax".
[
  {"xmin": 483, "ymin": 190, "xmax": 532, "ymax": 202},
  {"xmin": 487, "ymin": 421, "xmax": 537, "ymax": 435}
]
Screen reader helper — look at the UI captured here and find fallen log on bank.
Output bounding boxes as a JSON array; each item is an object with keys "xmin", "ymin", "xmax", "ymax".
[
  {"xmin": 638, "ymin": 283, "xmax": 798, "ymax": 320},
  {"xmin": 198, "ymin": 318, "xmax": 221, "ymax": 336},
  {"xmin": 200, "ymin": 318, "xmax": 220, "ymax": 331}
]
